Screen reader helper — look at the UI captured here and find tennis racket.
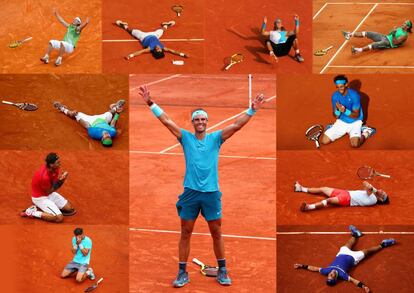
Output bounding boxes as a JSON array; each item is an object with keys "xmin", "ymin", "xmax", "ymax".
[
  {"xmin": 9, "ymin": 37, "xmax": 33, "ymax": 48},
  {"xmin": 2, "ymin": 100, "xmax": 38, "ymax": 111},
  {"xmin": 314, "ymin": 45, "xmax": 333, "ymax": 56},
  {"xmin": 357, "ymin": 166, "xmax": 391, "ymax": 180},
  {"xmin": 172, "ymin": 5, "xmax": 183, "ymax": 17},
  {"xmin": 192, "ymin": 258, "xmax": 218, "ymax": 277},
  {"xmin": 305, "ymin": 124, "xmax": 324, "ymax": 148},
  {"xmin": 225, "ymin": 53, "xmax": 244, "ymax": 70},
  {"xmin": 84, "ymin": 277, "xmax": 103, "ymax": 292}
]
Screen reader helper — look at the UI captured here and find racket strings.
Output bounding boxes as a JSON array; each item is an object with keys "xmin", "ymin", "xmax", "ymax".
[
  {"xmin": 232, "ymin": 54, "xmax": 244, "ymax": 62},
  {"xmin": 306, "ymin": 126, "xmax": 323, "ymax": 139},
  {"xmin": 357, "ymin": 167, "xmax": 374, "ymax": 179}
]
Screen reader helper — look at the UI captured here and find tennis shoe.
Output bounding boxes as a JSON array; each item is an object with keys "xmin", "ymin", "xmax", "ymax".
[
  {"xmin": 216, "ymin": 267, "xmax": 231, "ymax": 286},
  {"xmin": 40, "ymin": 56, "xmax": 49, "ymax": 64},
  {"xmin": 381, "ymin": 238, "xmax": 396, "ymax": 248},
  {"xmin": 55, "ymin": 58, "xmax": 62, "ymax": 66},
  {"xmin": 115, "ymin": 20, "xmax": 128, "ymax": 29},
  {"xmin": 294, "ymin": 53, "xmax": 304, "ymax": 63},
  {"xmin": 161, "ymin": 20, "xmax": 176, "ymax": 28},
  {"xmin": 361, "ymin": 126, "xmax": 376, "ymax": 138},
  {"xmin": 86, "ymin": 267, "xmax": 95, "ymax": 280},
  {"xmin": 20, "ymin": 205, "xmax": 37, "ymax": 218},
  {"xmin": 351, "ymin": 46, "xmax": 357, "ymax": 55},
  {"xmin": 349, "ymin": 225, "xmax": 363, "ymax": 238},
  {"xmin": 342, "ymin": 31, "xmax": 351, "ymax": 40},
  {"xmin": 110, "ymin": 99, "xmax": 126, "ymax": 112},
  {"xmin": 294, "ymin": 181, "xmax": 303, "ymax": 192},
  {"xmin": 173, "ymin": 270, "xmax": 189, "ymax": 288},
  {"xmin": 300, "ymin": 202, "xmax": 307, "ymax": 212},
  {"xmin": 53, "ymin": 101, "xmax": 65, "ymax": 111}
]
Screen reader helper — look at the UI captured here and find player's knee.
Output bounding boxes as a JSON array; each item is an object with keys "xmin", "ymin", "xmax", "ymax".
[
  {"xmin": 76, "ymin": 275, "xmax": 84, "ymax": 283},
  {"xmin": 55, "ymin": 215, "xmax": 64, "ymax": 223},
  {"xmin": 61, "ymin": 272, "xmax": 68, "ymax": 278},
  {"xmin": 320, "ymin": 135, "xmax": 330, "ymax": 145},
  {"xmin": 350, "ymin": 140, "xmax": 360, "ymax": 148}
]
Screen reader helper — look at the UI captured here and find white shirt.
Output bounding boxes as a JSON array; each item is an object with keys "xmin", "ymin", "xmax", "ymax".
[
  {"xmin": 270, "ymin": 31, "xmax": 287, "ymax": 44},
  {"xmin": 349, "ymin": 190, "xmax": 377, "ymax": 206}
]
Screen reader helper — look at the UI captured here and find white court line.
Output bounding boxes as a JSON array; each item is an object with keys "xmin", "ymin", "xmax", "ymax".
[
  {"xmin": 329, "ymin": 65, "xmax": 414, "ymax": 68},
  {"xmin": 130, "ymin": 150, "xmax": 276, "ymax": 160},
  {"xmin": 130, "ymin": 74, "xmax": 181, "ymax": 91},
  {"xmin": 326, "ymin": 2, "xmax": 414, "ymax": 5},
  {"xmin": 320, "ymin": 3, "xmax": 378, "ymax": 74},
  {"xmin": 313, "ymin": 3, "xmax": 329, "ymax": 20},
  {"xmin": 103, "ymin": 38, "xmax": 204, "ymax": 42},
  {"xmin": 159, "ymin": 95, "xmax": 277, "ymax": 154},
  {"xmin": 130, "ymin": 228, "xmax": 276, "ymax": 241},
  {"xmin": 278, "ymin": 231, "xmax": 414, "ymax": 235}
]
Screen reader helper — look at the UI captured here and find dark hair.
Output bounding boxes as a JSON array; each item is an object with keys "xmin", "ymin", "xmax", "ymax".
[
  {"xmin": 334, "ymin": 75, "xmax": 348, "ymax": 84},
  {"xmin": 74, "ymin": 228, "xmax": 83, "ymax": 236},
  {"xmin": 45, "ymin": 153, "xmax": 59, "ymax": 167},
  {"xmin": 151, "ymin": 49, "xmax": 165, "ymax": 59}
]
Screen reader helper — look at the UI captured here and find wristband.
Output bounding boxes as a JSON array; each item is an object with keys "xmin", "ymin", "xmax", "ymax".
[
  {"xmin": 246, "ymin": 108, "xmax": 256, "ymax": 116},
  {"xmin": 150, "ymin": 103, "xmax": 164, "ymax": 117},
  {"xmin": 261, "ymin": 22, "xmax": 266, "ymax": 30},
  {"xmin": 334, "ymin": 109, "xmax": 341, "ymax": 116},
  {"xmin": 113, "ymin": 113, "xmax": 120, "ymax": 121},
  {"xmin": 79, "ymin": 244, "xmax": 84, "ymax": 250},
  {"xmin": 344, "ymin": 109, "xmax": 352, "ymax": 116},
  {"xmin": 295, "ymin": 19, "xmax": 299, "ymax": 27},
  {"xmin": 73, "ymin": 245, "xmax": 78, "ymax": 250},
  {"xmin": 357, "ymin": 281, "xmax": 364, "ymax": 288},
  {"xmin": 371, "ymin": 187, "xmax": 377, "ymax": 193},
  {"xmin": 179, "ymin": 53, "xmax": 185, "ymax": 57}
]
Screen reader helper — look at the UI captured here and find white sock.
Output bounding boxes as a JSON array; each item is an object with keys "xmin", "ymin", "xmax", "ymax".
[
  {"xmin": 362, "ymin": 31, "xmax": 366, "ymax": 37},
  {"xmin": 295, "ymin": 49, "xmax": 300, "ymax": 54},
  {"xmin": 43, "ymin": 54, "xmax": 49, "ymax": 59},
  {"xmin": 302, "ymin": 187, "xmax": 308, "ymax": 193},
  {"xmin": 163, "ymin": 25, "xmax": 168, "ymax": 30},
  {"xmin": 355, "ymin": 48, "xmax": 363, "ymax": 53},
  {"xmin": 33, "ymin": 211, "xmax": 42, "ymax": 218},
  {"xmin": 308, "ymin": 204, "xmax": 316, "ymax": 210},
  {"xmin": 56, "ymin": 56, "xmax": 62, "ymax": 61},
  {"xmin": 63, "ymin": 109, "xmax": 69, "ymax": 115}
]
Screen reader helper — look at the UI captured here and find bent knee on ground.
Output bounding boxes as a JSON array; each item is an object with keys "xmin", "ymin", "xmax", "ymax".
[
  {"xmin": 320, "ymin": 135, "xmax": 331, "ymax": 145},
  {"xmin": 55, "ymin": 215, "xmax": 64, "ymax": 223},
  {"xmin": 350, "ymin": 139, "xmax": 360, "ymax": 148}
]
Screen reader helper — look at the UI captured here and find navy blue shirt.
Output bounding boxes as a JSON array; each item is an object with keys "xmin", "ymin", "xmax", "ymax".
[{"xmin": 320, "ymin": 254, "xmax": 356, "ymax": 281}]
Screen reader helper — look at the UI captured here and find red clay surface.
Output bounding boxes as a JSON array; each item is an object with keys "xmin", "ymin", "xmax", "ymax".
[
  {"xmin": 205, "ymin": 0, "xmax": 312, "ymax": 73},
  {"xmin": 129, "ymin": 74, "xmax": 275, "ymax": 291},
  {"xmin": 102, "ymin": 0, "xmax": 204, "ymax": 73},
  {"xmin": 277, "ymin": 74, "xmax": 414, "ymax": 150},
  {"xmin": 0, "ymin": 74, "xmax": 129, "ymax": 150},
  {"xmin": 0, "ymin": 151, "xmax": 129, "ymax": 225},
  {"xmin": 130, "ymin": 232, "xmax": 276, "ymax": 293},
  {"xmin": 277, "ymin": 150, "xmax": 414, "ymax": 226},
  {"xmin": 16, "ymin": 225, "xmax": 128, "ymax": 293},
  {"xmin": 1, "ymin": 226, "xmax": 17, "ymax": 292},
  {"xmin": 0, "ymin": 0, "xmax": 101, "ymax": 73},
  {"xmin": 313, "ymin": 0, "xmax": 414, "ymax": 73},
  {"xmin": 278, "ymin": 230, "xmax": 414, "ymax": 292}
]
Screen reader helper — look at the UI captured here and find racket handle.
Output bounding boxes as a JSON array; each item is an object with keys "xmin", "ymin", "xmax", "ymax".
[
  {"xmin": 97, "ymin": 277, "xmax": 103, "ymax": 284},
  {"xmin": 379, "ymin": 174, "xmax": 391, "ymax": 178},
  {"xmin": 2, "ymin": 100, "xmax": 13, "ymax": 105},
  {"xmin": 192, "ymin": 258, "xmax": 204, "ymax": 266},
  {"xmin": 22, "ymin": 37, "xmax": 33, "ymax": 43},
  {"xmin": 177, "ymin": 12, "xmax": 181, "ymax": 17},
  {"xmin": 315, "ymin": 140, "xmax": 320, "ymax": 149},
  {"xmin": 225, "ymin": 63, "xmax": 234, "ymax": 70}
]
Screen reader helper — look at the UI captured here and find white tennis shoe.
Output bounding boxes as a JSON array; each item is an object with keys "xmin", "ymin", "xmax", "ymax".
[{"xmin": 294, "ymin": 181, "xmax": 303, "ymax": 192}]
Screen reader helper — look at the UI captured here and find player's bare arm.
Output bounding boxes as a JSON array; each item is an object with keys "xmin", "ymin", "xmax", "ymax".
[
  {"xmin": 335, "ymin": 102, "xmax": 360, "ymax": 119},
  {"xmin": 221, "ymin": 93, "xmax": 265, "ymax": 141},
  {"xmin": 164, "ymin": 47, "xmax": 189, "ymax": 58},
  {"xmin": 294, "ymin": 263, "xmax": 321, "ymax": 272},
  {"xmin": 54, "ymin": 8, "xmax": 69, "ymax": 27},
  {"xmin": 349, "ymin": 276, "xmax": 370, "ymax": 292},
  {"xmin": 261, "ymin": 16, "xmax": 270, "ymax": 36},
  {"xmin": 125, "ymin": 48, "xmax": 151, "ymax": 60},
  {"xmin": 139, "ymin": 84, "xmax": 182, "ymax": 139},
  {"xmin": 79, "ymin": 17, "xmax": 90, "ymax": 32}
]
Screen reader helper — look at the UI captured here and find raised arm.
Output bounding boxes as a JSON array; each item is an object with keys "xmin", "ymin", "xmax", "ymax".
[
  {"xmin": 164, "ymin": 47, "xmax": 189, "ymax": 58},
  {"xmin": 125, "ymin": 48, "xmax": 151, "ymax": 60},
  {"xmin": 294, "ymin": 263, "xmax": 321, "ymax": 272},
  {"xmin": 54, "ymin": 8, "xmax": 69, "ymax": 27},
  {"xmin": 138, "ymin": 85, "xmax": 182, "ymax": 139},
  {"xmin": 79, "ymin": 17, "xmax": 90, "ymax": 33},
  {"xmin": 293, "ymin": 14, "xmax": 300, "ymax": 35},
  {"xmin": 261, "ymin": 16, "xmax": 270, "ymax": 36},
  {"xmin": 221, "ymin": 93, "xmax": 265, "ymax": 141},
  {"xmin": 349, "ymin": 276, "xmax": 370, "ymax": 292}
]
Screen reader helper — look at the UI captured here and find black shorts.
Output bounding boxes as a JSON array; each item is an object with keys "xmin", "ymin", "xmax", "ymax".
[{"xmin": 269, "ymin": 34, "xmax": 296, "ymax": 57}]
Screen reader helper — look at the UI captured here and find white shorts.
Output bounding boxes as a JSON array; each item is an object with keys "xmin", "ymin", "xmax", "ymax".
[
  {"xmin": 337, "ymin": 246, "xmax": 365, "ymax": 265},
  {"xmin": 50, "ymin": 40, "xmax": 75, "ymax": 54},
  {"xmin": 75, "ymin": 112, "xmax": 113, "ymax": 128},
  {"xmin": 32, "ymin": 192, "xmax": 68, "ymax": 216},
  {"xmin": 324, "ymin": 119, "xmax": 363, "ymax": 141},
  {"xmin": 131, "ymin": 29, "xmax": 164, "ymax": 42}
]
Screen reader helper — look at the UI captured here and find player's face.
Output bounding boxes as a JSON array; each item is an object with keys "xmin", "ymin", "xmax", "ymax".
[
  {"xmin": 275, "ymin": 20, "xmax": 282, "ymax": 30},
  {"xmin": 49, "ymin": 159, "xmax": 61, "ymax": 171},
  {"xmin": 192, "ymin": 115, "xmax": 207, "ymax": 133},
  {"xmin": 73, "ymin": 18, "xmax": 81, "ymax": 26},
  {"xmin": 155, "ymin": 46, "xmax": 162, "ymax": 52},
  {"xmin": 336, "ymin": 83, "xmax": 347, "ymax": 94},
  {"xmin": 327, "ymin": 270, "xmax": 338, "ymax": 281}
]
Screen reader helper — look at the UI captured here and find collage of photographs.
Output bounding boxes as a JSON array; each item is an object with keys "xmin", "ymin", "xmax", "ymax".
[{"xmin": 0, "ymin": 0, "xmax": 413, "ymax": 292}]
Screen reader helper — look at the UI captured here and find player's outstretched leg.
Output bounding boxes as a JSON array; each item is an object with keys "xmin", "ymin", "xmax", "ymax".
[
  {"xmin": 362, "ymin": 238, "xmax": 396, "ymax": 257},
  {"xmin": 115, "ymin": 20, "xmax": 133, "ymax": 34},
  {"xmin": 41, "ymin": 41, "xmax": 53, "ymax": 64},
  {"xmin": 53, "ymin": 101, "xmax": 78, "ymax": 118}
]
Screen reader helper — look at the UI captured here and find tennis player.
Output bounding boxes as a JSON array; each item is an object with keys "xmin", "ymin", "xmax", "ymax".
[
  {"xmin": 342, "ymin": 20, "xmax": 412, "ymax": 54},
  {"xmin": 320, "ymin": 75, "xmax": 375, "ymax": 148},
  {"xmin": 294, "ymin": 180, "xmax": 389, "ymax": 212},
  {"xmin": 261, "ymin": 14, "xmax": 304, "ymax": 63},
  {"xmin": 138, "ymin": 84, "xmax": 265, "ymax": 288},
  {"xmin": 61, "ymin": 228, "xmax": 95, "ymax": 282},
  {"xmin": 53, "ymin": 100, "xmax": 125, "ymax": 147},
  {"xmin": 114, "ymin": 20, "xmax": 189, "ymax": 60},
  {"xmin": 20, "ymin": 153, "xmax": 75, "ymax": 223},
  {"xmin": 40, "ymin": 8, "xmax": 90, "ymax": 66},
  {"xmin": 294, "ymin": 225, "xmax": 395, "ymax": 291}
]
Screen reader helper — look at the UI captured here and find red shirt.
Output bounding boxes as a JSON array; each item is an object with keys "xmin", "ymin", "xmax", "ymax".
[{"xmin": 31, "ymin": 165, "xmax": 59, "ymax": 198}]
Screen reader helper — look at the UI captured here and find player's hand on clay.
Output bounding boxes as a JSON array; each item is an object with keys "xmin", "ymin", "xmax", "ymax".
[
  {"xmin": 251, "ymin": 93, "xmax": 265, "ymax": 110},
  {"xmin": 139, "ymin": 85, "xmax": 151, "ymax": 104},
  {"xmin": 270, "ymin": 51, "xmax": 278, "ymax": 62},
  {"xmin": 86, "ymin": 17, "xmax": 91, "ymax": 24},
  {"xmin": 293, "ymin": 263, "xmax": 303, "ymax": 269}
]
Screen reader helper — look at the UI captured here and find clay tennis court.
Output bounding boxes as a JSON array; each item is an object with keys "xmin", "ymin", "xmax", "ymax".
[
  {"xmin": 0, "ymin": 74, "xmax": 129, "ymax": 150},
  {"xmin": 0, "ymin": 0, "xmax": 101, "ymax": 73},
  {"xmin": 313, "ymin": 0, "xmax": 414, "ymax": 73},
  {"xmin": 277, "ymin": 226, "xmax": 414, "ymax": 292},
  {"xmin": 15, "ymin": 225, "xmax": 128, "ymax": 293},
  {"xmin": 0, "ymin": 151, "xmax": 128, "ymax": 225},
  {"xmin": 102, "ymin": 0, "xmax": 204, "ymax": 74},
  {"xmin": 277, "ymin": 74, "xmax": 414, "ymax": 150},
  {"xmin": 277, "ymin": 150, "xmax": 414, "ymax": 226},
  {"xmin": 129, "ymin": 74, "xmax": 276, "ymax": 291}
]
